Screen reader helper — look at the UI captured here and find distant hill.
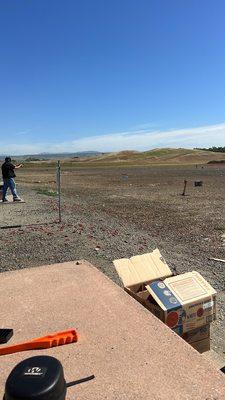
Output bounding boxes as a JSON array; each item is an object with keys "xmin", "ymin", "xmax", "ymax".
[
  {"xmin": 0, "ymin": 151, "xmax": 103, "ymax": 161},
  {"xmin": 33, "ymin": 151, "xmax": 103, "ymax": 159},
  {"xmin": 196, "ymin": 146, "xmax": 225, "ymax": 153},
  {"xmin": 1, "ymin": 148, "xmax": 225, "ymax": 165},
  {"xmin": 82, "ymin": 148, "xmax": 225, "ymax": 165}
]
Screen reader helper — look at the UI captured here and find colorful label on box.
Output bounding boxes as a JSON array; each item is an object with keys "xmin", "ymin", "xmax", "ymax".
[
  {"xmin": 148, "ymin": 281, "xmax": 215, "ymax": 333},
  {"xmin": 149, "ymin": 280, "xmax": 181, "ymax": 311}
]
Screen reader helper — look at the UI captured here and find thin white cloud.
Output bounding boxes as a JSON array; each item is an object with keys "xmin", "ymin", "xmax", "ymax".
[
  {"xmin": 14, "ymin": 129, "xmax": 32, "ymax": 136},
  {"xmin": 1, "ymin": 122, "xmax": 225, "ymax": 155}
]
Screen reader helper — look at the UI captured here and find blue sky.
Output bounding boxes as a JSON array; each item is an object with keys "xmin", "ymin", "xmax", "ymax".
[{"xmin": 0, "ymin": 0, "xmax": 225, "ymax": 154}]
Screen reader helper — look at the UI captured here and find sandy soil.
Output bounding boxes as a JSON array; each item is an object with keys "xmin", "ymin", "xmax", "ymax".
[{"xmin": 0, "ymin": 163, "xmax": 225, "ymax": 355}]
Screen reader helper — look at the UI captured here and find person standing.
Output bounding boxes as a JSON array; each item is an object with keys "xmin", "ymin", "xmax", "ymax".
[{"xmin": 1, "ymin": 157, "xmax": 23, "ymax": 202}]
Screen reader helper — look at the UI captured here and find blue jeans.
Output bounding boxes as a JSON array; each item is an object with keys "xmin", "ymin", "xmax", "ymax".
[{"xmin": 3, "ymin": 178, "xmax": 19, "ymax": 200}]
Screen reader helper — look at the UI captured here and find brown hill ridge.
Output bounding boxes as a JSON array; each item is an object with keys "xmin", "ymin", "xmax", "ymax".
[{"xmin": 84, "ymin": 148, "xmax": 225, "ymax": 165}]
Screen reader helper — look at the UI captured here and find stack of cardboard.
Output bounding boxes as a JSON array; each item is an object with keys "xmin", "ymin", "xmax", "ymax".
[{"xmin": 113, "ymin": 249, "xmax": 216, "ymax": 353}]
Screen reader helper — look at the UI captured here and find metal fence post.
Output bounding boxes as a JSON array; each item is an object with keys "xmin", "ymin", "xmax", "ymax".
[{"xmin": 57, "ymin": 160, "xmax": 62, "ymax": 223}]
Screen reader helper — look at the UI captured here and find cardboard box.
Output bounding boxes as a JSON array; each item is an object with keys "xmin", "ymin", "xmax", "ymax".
[
  {"xmin": 181, "ymin": 325, "xmax": 211, "ymax": 353},
  {"xmin": 174, "ymin": 324, "xmax": 211, "ymax": 353},
  {"xmin": 178, "ymin": 324, "xmax": 210, "ymax": 344},
  {"xmin": 190, "ymin": 337, "xmax": 210, "ymax": 353},
  {"xmin": 113, "ymin": 249, "xmax": 216, "ymax": 334},
  {"xmin": 114, "ymin": 249, "xmax": 173, "ymax": 293},
  {"xmin": 146, "ymin": 271, "xmax": 216, "ymax": 333}
]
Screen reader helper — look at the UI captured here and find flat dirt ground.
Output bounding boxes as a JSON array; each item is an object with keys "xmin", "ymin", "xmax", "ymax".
[{"xmin": 0, "ymin": 163, "xmax": 225, "ymax": 355}]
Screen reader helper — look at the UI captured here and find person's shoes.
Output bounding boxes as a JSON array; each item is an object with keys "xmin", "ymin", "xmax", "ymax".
[
  {"xmin": 13, "ymin": 197, "xmax": 22, "ymax": 202},
  {"xmin": 2, "ymin": 198, "xmax": 9, "ymax": 202}
]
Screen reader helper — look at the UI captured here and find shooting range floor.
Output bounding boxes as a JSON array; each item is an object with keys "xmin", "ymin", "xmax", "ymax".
[
  {"xmin": 0, "ymin": 187, "xmax": 57, "ymax": 227},
  {"xmin": 0, "ymin": 195, "xmax": 25, "ymax": 205},
  {"xmin": 0, "ymin": 166, "xmax": 225, "ymax": 358},
  {"xmin": 0, "ymin": 260, "xmax": 225, "ymax": 400}
]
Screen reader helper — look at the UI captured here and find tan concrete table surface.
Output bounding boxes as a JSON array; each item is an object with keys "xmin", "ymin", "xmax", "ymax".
[{"xmin": 0, "ymin": 261, "xmax": 225, "ymax": 399}]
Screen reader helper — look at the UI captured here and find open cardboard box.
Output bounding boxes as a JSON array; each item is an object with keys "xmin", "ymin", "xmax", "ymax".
[{"xmin": 113, "ymin": 249, "xmax": 216, "ymax": 335}]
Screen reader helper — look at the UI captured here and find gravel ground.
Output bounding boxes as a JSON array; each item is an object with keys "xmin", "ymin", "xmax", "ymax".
[{"xmin": 0, "ymin": 164, "xmax": 225, "ymax": 356}]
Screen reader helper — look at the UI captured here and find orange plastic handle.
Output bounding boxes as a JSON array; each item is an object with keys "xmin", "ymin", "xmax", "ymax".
[{"xmin": 0, "ymin": 329, "xmax": 78, "ymax": 356}]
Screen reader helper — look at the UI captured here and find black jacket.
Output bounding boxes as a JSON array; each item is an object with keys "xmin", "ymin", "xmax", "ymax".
[{"xmin": 1, "ymin": 162, "xmax": 16, "ymax": 179}]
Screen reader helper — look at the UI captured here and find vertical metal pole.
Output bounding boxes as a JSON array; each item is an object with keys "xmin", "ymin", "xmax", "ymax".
[
  {"xmin": 57, "ymin": 160, "xmax": 62, "ymax": 223},
  {"xmin": 182, "ymin": 179, "xmax": 187, "ymax": 196}
]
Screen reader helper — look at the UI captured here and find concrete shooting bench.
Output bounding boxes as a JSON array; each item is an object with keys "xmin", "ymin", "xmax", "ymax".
[{"xmin": 0, "ymin": 261, "xmax": 225, "ymax": 399}]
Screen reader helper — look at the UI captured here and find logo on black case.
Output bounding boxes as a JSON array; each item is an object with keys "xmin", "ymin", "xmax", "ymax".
[{"xmin": 24, "ymin": 367, "xmax": 47, "ymax": 377}]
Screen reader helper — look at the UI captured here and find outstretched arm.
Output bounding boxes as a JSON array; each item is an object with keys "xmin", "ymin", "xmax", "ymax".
[{"xmin": 15, "ymin": 164, "xmax": 23, "ymax": 169}]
